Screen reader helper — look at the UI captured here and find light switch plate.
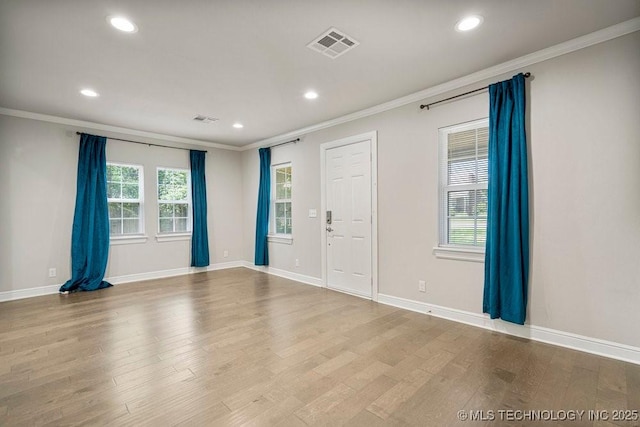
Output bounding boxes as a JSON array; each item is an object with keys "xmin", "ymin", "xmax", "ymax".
[{"xmin": 309, "ymin": 209, "xmax": 317, "ymax": 218}]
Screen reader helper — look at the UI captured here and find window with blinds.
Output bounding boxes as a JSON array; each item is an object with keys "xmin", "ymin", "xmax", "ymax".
[
  {"xmin": 271, "ymin": 163, "xmax": 292, "ymax": 236},
  {"xmin": 438, "ymin": 119, "xmax": 489, "ymax": 249}
]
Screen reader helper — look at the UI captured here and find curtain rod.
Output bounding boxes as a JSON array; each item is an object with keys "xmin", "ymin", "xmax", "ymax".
[
  {"xmin": 420, "ymin": 72, "xmax": 531, "ymax": 110},
  {"xmin": 269, "ymin": 138, "xmax": 300, "ymax": 149},
  {"xmin": 75, "ymin": 132, "xmax": 207, "ymax": 152}
]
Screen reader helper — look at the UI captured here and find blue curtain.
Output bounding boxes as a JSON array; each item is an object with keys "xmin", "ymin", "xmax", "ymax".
[
  {"xmin": 60, "ymin": 134, "xmax": 112, "ymax": 293},
  {"xmin": 190, "ymin": 150, "xmax": 210, "ymax": 267},
  {"xmin": 254, "ymin": 147, "xmax": 271, "ymax": 265},
  {"xmin": 483, "ymin": 73, "xmax": 530, "ymax": 325}
]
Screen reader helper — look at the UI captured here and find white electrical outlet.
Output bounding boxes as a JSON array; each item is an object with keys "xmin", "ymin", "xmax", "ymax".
[
  {"xmin": 295, "ymin": 259, "xmax": 300, "ymax": 267},
  {"xmin": 223, "ymin": 250, "xmax": 229, "ymax": 258},
  {"xmin": 49, "ymin": 268, "xmax": 57, "ymax": 278},
  {"xmin": 418, "ymin": 280, "xmax": 426, "ymax": 292}
]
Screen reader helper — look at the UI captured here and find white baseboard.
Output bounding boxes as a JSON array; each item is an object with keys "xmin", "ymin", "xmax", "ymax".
[
  {"xmin": 0, "ymin": 284, "xmax": 62, "ymax": 302},
  {"xmin": 377, "ymin": 293, "xmax": 640, "ymax": 366},
  {"xmin": 0, "ymin": 261, "xmax": 246, "ymax": 302},
  {"xmin": 107, "ymin": 267, "xmax": 192, "ymax": 285},
  {"xmin": 242, "ymin": 262, "xmax": 323, "ymax": 287},
  {"xmin": 206, "ymin": 260, "xmax": 246, "ymax": 271},
  {"xmin": 107, "ymin": 260, "xmax": 245, "ymax": 285}
]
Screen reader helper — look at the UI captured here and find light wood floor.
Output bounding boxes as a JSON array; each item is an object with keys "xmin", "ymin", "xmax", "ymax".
[{"xmin": 1, "ymin": 268, "xmax": 638, "ymax": 426}]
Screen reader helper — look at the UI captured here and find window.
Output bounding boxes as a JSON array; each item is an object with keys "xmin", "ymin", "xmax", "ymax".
[
  {"xmin": 107, "ymin": 163, "xmax": 143, "ymax": 236},
  {"xmin": 438, "ymin": 119, "xmax": 488, "ymax": 249},
  {"xmin": 157, "ymin": 168, "xmax": 191, "ymax": 234},
  {"xmin": 272, "ymin": 163, "xmax": 292, "ymax": 236}
]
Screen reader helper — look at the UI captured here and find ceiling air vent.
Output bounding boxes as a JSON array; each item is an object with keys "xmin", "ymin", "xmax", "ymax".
[
  {"xmin": 193, "ymin": 115, "xmax": 218, "ymax": 124},
  {"xmin": 307, "ymin": 27, "xmax": 359, "ymax": 59}
]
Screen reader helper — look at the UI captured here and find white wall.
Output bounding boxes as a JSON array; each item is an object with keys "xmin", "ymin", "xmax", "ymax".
[
  {"xmin": 241, "ymin": 32, "xmax": 640, "ymax": 348},
  {"xmin": 0, "ymin": 115, "xmax": 243, "ymax": 293}
]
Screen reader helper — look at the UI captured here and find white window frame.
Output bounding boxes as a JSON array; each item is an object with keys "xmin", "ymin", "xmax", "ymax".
[
  {"xmin": 156, "ymin": 167, "xmax": 192, "ymax": 241},
  {"xmin": 268, "ymin": 162, "xmax": 293, "ymax": 244},
  {"xmin": 434, "ymin": 118, "xmax": 488, "ymax": 262},
  {"xmin": 106, "ymin": 162, "xmax": 146, "ymax": 245}
]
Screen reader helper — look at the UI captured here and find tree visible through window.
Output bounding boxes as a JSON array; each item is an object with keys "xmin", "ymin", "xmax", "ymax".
[
  {"xmin": 439, "ymin": 119, "xmax": 488, "ymax": 248},
  {"xmin": 157, "ymin": 168, "xmax": 191, "ymax": 233},
  {"xmin": 107, "ymin": 163, "xmax": 143, "ymax": 235},
  {"xmin": 273, "ymin": 164, "xmax": 292, "ymax": 235}
]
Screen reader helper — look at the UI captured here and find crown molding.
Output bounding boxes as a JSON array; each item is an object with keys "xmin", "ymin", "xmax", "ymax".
[
  {"xmin": 241, "ymin": 16, "xmax": 640, "ymax": 151},
  {"xmin": 0, "ymin": 107, "xmax": 242, "ymax": 152}
]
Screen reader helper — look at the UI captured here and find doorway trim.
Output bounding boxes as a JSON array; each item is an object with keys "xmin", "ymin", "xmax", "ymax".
[{"xmin": 320, "ymin": 131, "xmax": 378, "ymax": 301}]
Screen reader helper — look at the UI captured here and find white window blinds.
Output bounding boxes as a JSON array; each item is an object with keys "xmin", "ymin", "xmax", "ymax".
[{"xmin": 439, "ymin": 119, "xmax": 489, "ymax": 248}]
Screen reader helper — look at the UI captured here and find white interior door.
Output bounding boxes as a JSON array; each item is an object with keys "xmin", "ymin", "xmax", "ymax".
[{"xmin": 325, "ymin": 139, "xmax": 372, "ymax": 298}]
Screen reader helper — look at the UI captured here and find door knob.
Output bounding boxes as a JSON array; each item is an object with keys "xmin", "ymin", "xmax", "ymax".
[{"xmin": 326, "ymin": 226, "xmax": 333, "ymax": 232}]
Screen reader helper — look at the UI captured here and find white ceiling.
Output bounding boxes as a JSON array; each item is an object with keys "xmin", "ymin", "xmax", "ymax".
[{"xmin": 1, "ymin": 0, "xmax": 639, "ymax": 147}]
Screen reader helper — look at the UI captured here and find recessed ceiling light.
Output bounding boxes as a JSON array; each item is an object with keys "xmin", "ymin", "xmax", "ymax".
[
  {"xmin": 80, "ymin": 89, "xmax": 99, "ymax": 97},
  {"xmin": 455, "ymin": 15, "xmax": 483, "ymax": 32},
  {"xmin": 108, "ymin": 16, "xmax": 138, "ymax": 33},
  {"xmin": 233, "ymin": 123, "xmax": 244, "ymax": 129},
  {"xmin": 304, "ymin": 91, "xmax": 318, "ymax": 100}
]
